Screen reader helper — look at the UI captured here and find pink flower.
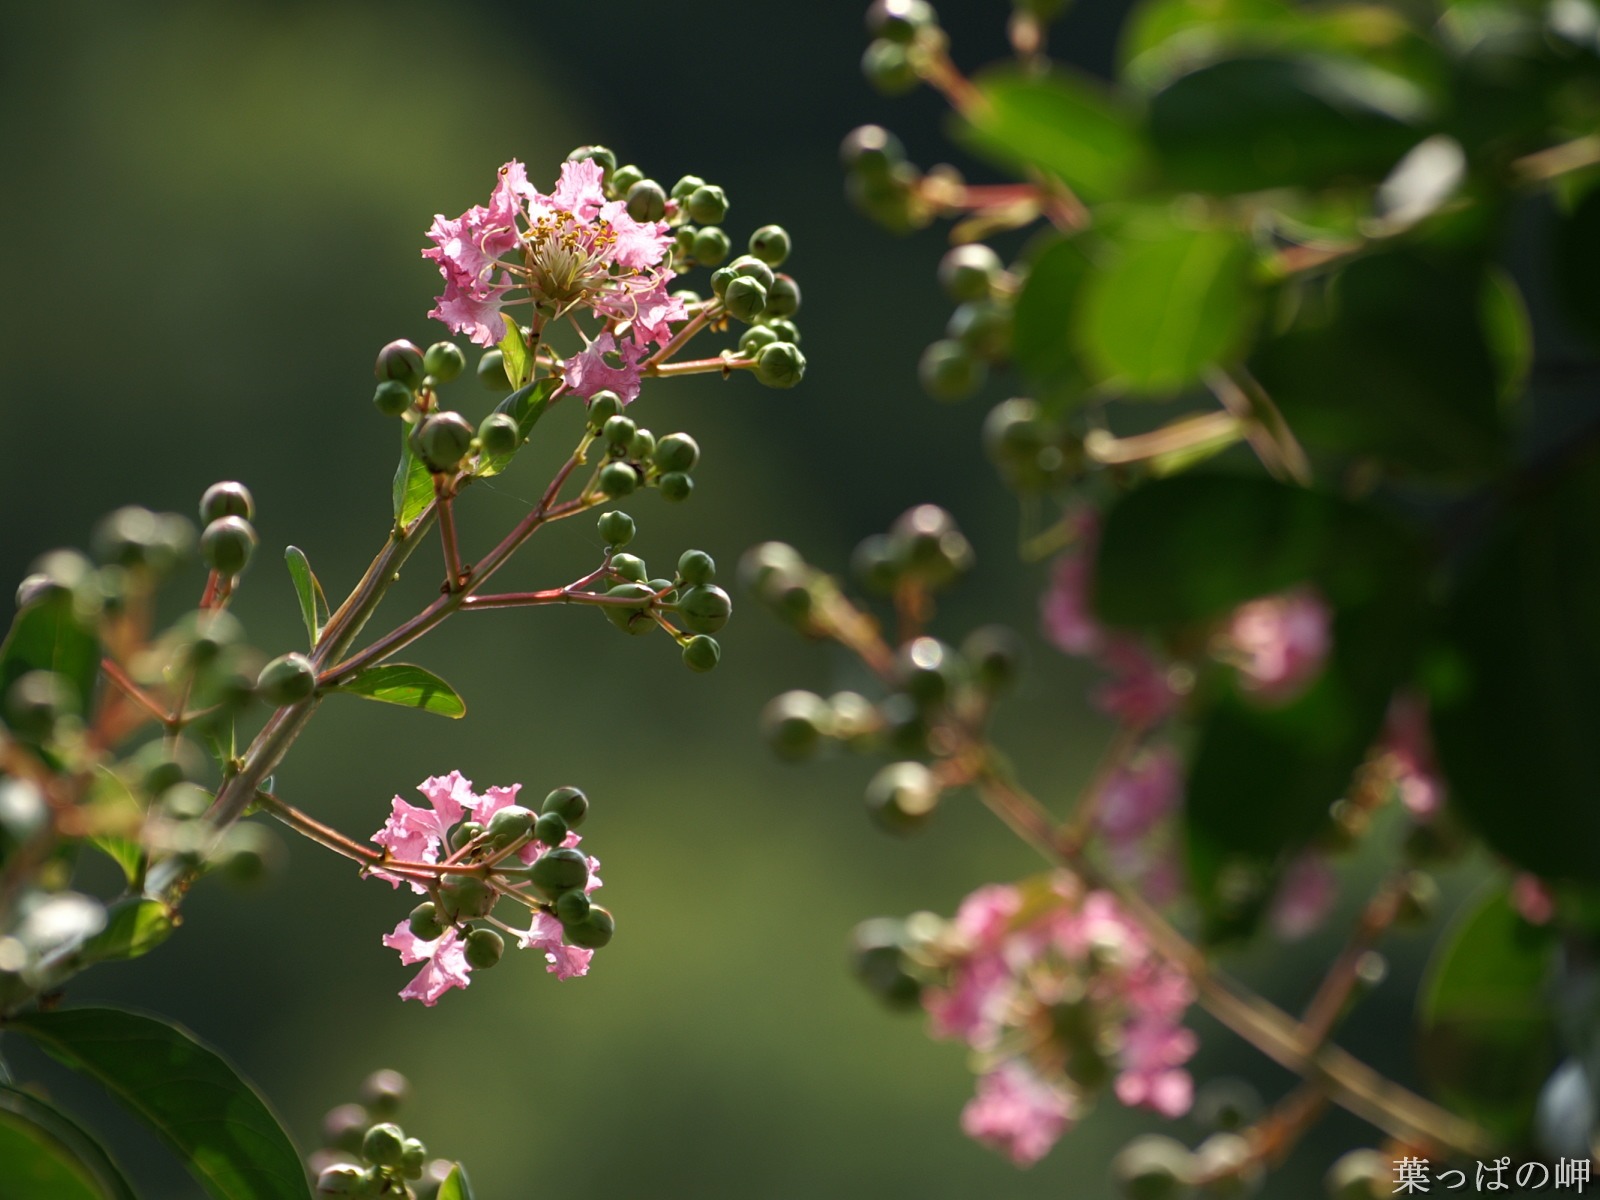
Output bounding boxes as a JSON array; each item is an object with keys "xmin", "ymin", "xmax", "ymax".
[
  {"xmin": 1224, "ymin": 587, "xmax": 1332, "ymax": 704},
  {"xmin": 1040, "ymin": 512, "xmax": 1103, "ymax": 657},
  {"xmin": 1381, "ymin": 694, "xmax": 1446, "ymax": 819},
  {"xmin": 382, "ymin": 919, "xmax": 473, "ymax": 1007},
  {"xmin": 1113, "ymin": 1016, "xmax": 1197, "ymax": 1117},
  {"xmin": 517, "ymin": 912, "xmax": 593, "ymax": 980},
  {"xmin": 428, "ymin": 276, "xmax": 511, "ymax": 348},
  {"xmin": 1510, "ymin": 874, "xmax": 1556, "ymax": 926},
  {"xmin": 1096, "ymin": 748, "xmax": 1181, "ymax": 845},
  {"xmin": 952, "ymin": 883, "xmax": 1022, "ymax": 945},
  {"xmin": 1093, "ymin": 639, "xmax": 1181, "ymax": 729},
  {"xmin": 960, "ymin": 1061, "xmax": 1077, "ymax": 1167},
  {"xmin": 925, "ymin": 952, "xmax": 1013, "ymax": 1049},
  {"xmin": 1269, "ymin": 853, "xmax": 1338, "ymax": 941},
  {"xmin": 564, "ymin": 332, "xmax": 648, "ymax": 403},
  {"xmin": 371, "ymin": 771, "xmax": 477, "ymax": 891}
]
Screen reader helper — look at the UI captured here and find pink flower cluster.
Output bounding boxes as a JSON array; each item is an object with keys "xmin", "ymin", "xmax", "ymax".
[
  {"xmin": 423, "ymin": 158, "xmax": 684, "ymax": 403},
  {"xmin": 925, "ymin": 882, "xmax": 1197, "ymax": 1166},
  {"xmin": 371, "ymin": 772, "xmax": 603, "ymax": 1006},
  {"xmin": 1221, "ymin": 586, "xmax": 1332, "ymax": 704},
  {"xmin": 1094, "ymin": 748, "xmax": 1184, "ymax": 905}
]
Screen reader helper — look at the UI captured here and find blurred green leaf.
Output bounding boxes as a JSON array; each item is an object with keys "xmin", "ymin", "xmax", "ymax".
[
  {"xmin": 1553, "ymin": 184, "xmax": 1600, "ymax": 347},
  {"xmin": 73, "ymin": 900, "xmax": 176, "ymax": 966},
  {"xmin": 476, "ymin": 378, "xmax": 557, "ymax": 478},
  {"xmin": 0, "ymin": 1085, "xmax": 138, "ymax": 1200},
  {"xmin": 1012, "ymin": 235, "xmax": 1093, "ymax": 412},
  {"xmin": 956, "ymin": 68, "xmax": 1140, "ymax": 200},
  {"xmin": 8, "ymin": 1006, "xmax": 310, "ymax": 1200},
  {"xmin": 331, "ymin": 663, "xmax": 466, "ymax": 719},
  {"xmin": 438, "ymin": 1163, "xmax": 475, "ymax": 1200},
  {"xmin": 1147, "ymin": 54, "xmax": 1428, "ymax": 192},
  {"xmin": 1074, "ymin": 223, "xmax": 1255, "ymax": 394},
  {"xmin": 1418, "ymin": 886, "xmax": 1558, "ymax": 1141},
  {"xmin": 1481, "ymin": 265, "xmax": 1532, "ymax": 405},
  {"xmin": 392, "ymin": 426, "xmax": 434, "ymax": 529},
  {"xmin": 498, "ymin": 314, "xmax": 532, "ymax": 389},
  {"xmin": 1120, "ymin": 0, "xmax": 1297, "ymax": 88},
  {"xmin": 283, "ymin": 547, "xmax": 328, "ymax": 648},
  {"xmin": 0, "ymin": 592, "xmax": 100, "ymax": 732}
]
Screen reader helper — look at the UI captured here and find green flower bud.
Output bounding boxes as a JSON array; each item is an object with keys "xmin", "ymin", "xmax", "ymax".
[
  {"xmin": 671, "ymin": 174, "xmax": 707, "ymax": 200},
  {"xmin": 851, "ymin": 533, "xmax": 900, "ymax": 594},
  {"xmin": 864, "ymin": 761, "xmax": 940, "ymax": 833},
  {"xmin": 882, "ymin": 698, "xmax": 931, "ymax": 761},
  {"xmin": 477, "ymin": 349, "xmax": 512, "ymax": 393},
  {"xmin": 586, "ymin": 391, "xmax": 623, "ymax": 428},
  {"xmin": 362, "ymin": 1122, "xmax": 406, "ymax": 1168},
  {"xmin": 316, "ymin": 1165, "xmax": 368, "ymax": 1195},
  {"xmin": 1193, "ymin": 1078, "xmax": 1261, "ymax": 1134},
  {"xmin": 653, "ymin": 432, "xmax": 701, "ymax": 473},
  {"xmin": 449, "ymin": 821, "xmax": 483, "ymax": 852},
  {"xmin": 675, "ymin": 224, "xmax": 698, "ymax": 253},
  {"xmin": 423, "ymin": 341, "xmax": 465, "ymax": 382},
  {"xmin": 763, "ymin": 318, "xmax": 802, "ymax": 344},
  {"xmin": 894, "ymin": 637, "xmax": 958, "ymax": 710},
  {"xmin": 408, "ymin": 902, "xmax": 445, "ymax": 942},
  {"xmin": 217, "ymin": 823, "xmax": 281, "ymax": 884},
  {"xmin": 685, "ymin": 185, "xmax": 729, "ymax": 225},
  {"xmin": 438, "ymin": 874, "xmax": 496, "ymax": 920},
  {"xmin": 948, "ymin": 299, "xmax": 1012, "ymax": 360},
  {"xmin": 1324, "ymin": 1150, "xmax": 1388, "ymax": 1200},
  {"xmin": 982, "ymin": 397, "xmax": 1059, "ymax": 489},
  {"xmin": 400, "ymin": 1138, "xmax": 428, "ymax": 1180},
  {"xmin": 722, "ymin": 275, "xmax": 768, "ymax": 323},
  {"xmin": 200, "ymin": 516, "xmax": 258, "ymax": 576},
  {"xmin": 748, "ymin": 224, "xmax": 792, "ymax": 267},
  {"xmin": 754, "ymin": 342, "xmax": 806, "ymax": 388},
  {"xmin": 534, "ymin": 810, "xmax": 569, "ymax": 847},
  {"xmin": 691, "ymin": 226, "xmax": 731, "ymax": 267},
  {"xmin": 257, "ymin": 653, "xmax": 316, "ymax": 705},
  {"xmin": 597, "ymin": 510, "xmax": 636, "ymax": 548},
  {"xmin": 602, "ymin": 582, "xmax": 657, "ymax": 634},
  {"xmin": 92, "ymin": 506, "xmax": 183, "ymax": 571},
  {"xmin": 543, "ymin": 785, "xmax": 589, "ymax": 827},
  {"xmin": 375, "ymin": 340, "xmax": 425, "ymax": 387},
  {"xmin": 862, "ymin": 39, "xmax": 919, "ymax": 95},
  {"xmin": 5, "ymin": 671, "xmax": 71, "ymax": 740},
  {"xmin": 761, "ymin": 690, "xmax": 830, "ymax": 760},
  {"xmin": 1193, "ymin": 1132, "xmax": 1261, "ymax": 1197},
  {"xmin": 867, "ymin": 0, "xmax": 937, "ymax": 43},
  {"xmin": 963, "ymin": 625, "xmax": 1023, "ymax": 692},
  {"xmin": 567, "ymin": 144, "xmax": 617, "ymax": 173},
  {"xmin": 657, "ymin": 472, "xmax": 694, "ymax": 502},
  {"xmin": 555, "ymin": 888, "xmax": 591, "ymax": 926},
  {"xmin": 135, "ymin": 738, "xmax": 200, "ymax": 795},
  {"xmin": 626, "ymin": 179, "xmax": 667, "ymax": 222},
  {"xmin": 710, "ymin": 265, "xmax": 737, "ymax": 298},
  {"xmin": 602, "ymin": 414, "xmax": 637, "ymax": 447},
  {"xmin": 1110, "ymin": 1135, "xmax": 1194, "ymax": 1200},
  {"xmin": 610, "ymin": 552, "xmax": 648, "ymax": 583},
  {"xmin": 464, "ymin": 927, "xmax": 505, "ymax": 969},
  {"xmin": 919, "ymin": 338, "xmax": 986, "ymax": 401},
  {"xmin": 322, "ymin": 1103, "xmax": 370, "ymax": 1154},
  {"xmin": 938, "ymin": 243, "xmax": 1003, "ymax": 301},
  {"xmin": 477, "ymin": 412, "xmax": 520, "ymax": 458},
  {"xmin": 599, "ymin": 462, "xmax": 639, "ymax": 498},
  {"xmin": 567, "ymin": 904, "xmax": 615, "ymax": 949},
  {"xmin": 677, "ymin": 583, "xmax": 732, "ymax": 634},
  {"xmin": 609, "ymin": 163, "xmax": 645, "ymax": 196},
  {"xmin": 411, "ymin": 411, "xmax": 475, "ymax": 473},
  {"xmin": 840, "ymin": 125, "xmax": 906, "ymax": 179},
  {"xmin": 677, "ymin": 549, "xmax": 715, "ymax": 585},
  {"xmin": 829, "ymin": 691, "xmax": 881, "ymax": 751},
  {"xmin": 627, "ymin": 428, "xmax": 656, "ymax": 459},
  {"xmin": 729, "ymin": 255, "xmax": 776, "ymax": 289},
  {"xmin": 373, "ymin": 379, "xmax": 413, "ymax": 417},
  {"xmin": 682, "ymin": 633, "xmax": 721, "ymax": 673},
  {"xmin": 764, "ymin": 274, "xmax": 801, "ymax": 318},
  {"xmin": 851, "ymin": 918, "xmax": 923, "ymax": 1010},
  {"xmin": 360, "ymin": 1069, "xmax": 410, "ymax": 1119},
  {"xmin": 890, "ymin": 504, "xmax": 973, "ymax": 588},
  {"xmin": 530, "ymin": 847, "xmax": 589, "ymax": 898},
  {"xmin": 199, "ymin": 481, "xmax": 255, "ymax": 524},
  {"xmin": 739, "ymin": 325, "xmax": 781, "ymax": 356},
  {"xmin": 485, "ymin": 804, "xmax": 534, "ymax": 848}
]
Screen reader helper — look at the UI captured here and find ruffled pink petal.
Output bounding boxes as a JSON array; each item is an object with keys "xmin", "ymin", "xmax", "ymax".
[
  {"xmin": 564, "ymin": 332, "xmax": 647, "ymax": 403},
  {"xmin": 960, "ymin": 1061, "xmax": 1076, "ymax": 1167}
]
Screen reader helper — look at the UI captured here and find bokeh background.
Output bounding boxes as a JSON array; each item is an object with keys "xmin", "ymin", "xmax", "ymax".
[{"xmin": 0, "ymin": 1, "xmax": 1500, "ymax": 1195}]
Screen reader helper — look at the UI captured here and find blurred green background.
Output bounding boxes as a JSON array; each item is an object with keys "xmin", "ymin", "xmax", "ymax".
[{"xmin": 0, "ymin": 1, "xmax": 1496, "ymax": 1195}]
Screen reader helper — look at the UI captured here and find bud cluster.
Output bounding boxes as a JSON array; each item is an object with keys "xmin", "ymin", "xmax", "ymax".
[{"xmin": 312, "ymin": 1069, "xmax": 458, "ymax": 1198}]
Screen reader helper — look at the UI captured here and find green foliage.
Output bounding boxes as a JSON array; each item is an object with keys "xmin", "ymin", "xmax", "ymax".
[
  {"xmin": 331, "ymin": 663, "xmax": 467, "ymax": 719},
  {"xmin": 392, "ymin": 424, "xmax": 434, "ymax": 529},
  {"xmin": 284, "ymin": 546, "xmax": 329, "ymax": 648},
  {"xmin": 0, "ymin": 1085, "xmax": 138, "ymax": 1200},
  {"xmin": 475, "ymin": 378, "xmax": 557, "ymax": 478},
  {"xmin": 0, "ymin": 591, "xmax": 100, "ymax": 734},
  {"xmin": 438, "ymin": 1162, "xmax": 476, "ymax": 1200}
]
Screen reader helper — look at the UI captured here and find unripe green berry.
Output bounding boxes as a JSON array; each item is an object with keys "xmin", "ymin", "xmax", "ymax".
[
  {"xmin": 375, "ymin": 340, "xmax": 425, "ymax": 387},
  {"xmin": 322, "ymin": 1103, "xmax": 369, "ymax": 1154},
  {"xmin": 840, "ymin": 125, "xmax": 906, "ymax": 178},
  {"xmin": 373, "ymin": 379, "xmax": 413, "ymax": 417},
  {"xmin": 851, "ymin": 918, "xmax": 923, "ymax": 1010},
  {"xmin": 1193, "ymin": 1133, "xmax": 1261, "ymax": 1197},
  {"xmin": 1111, "ymin": 1135, "xmax": 1194, "ymax": 1200},
  {"xmin": 599, "ymin": 414, "xmax": 634, "ymax": 448},
  {"xmin": 201, "ymin": 516, "xmax": 258, "ymax": 575},
  {"xmin": 722, "ymin": 275, "xmax": 768, "ymax": 323},
  {"xmin": 657, "ymin": 472, "xmax": 694, "ymax": 502},
  {"xmin": 740, "ymin": 325, "xmax": 780, "ymax": 356},
  {"xmin": 653, "ymin": 433, "xmax": 701, "ymax": 473},
  {"xmin": 200, "ymin": 481, "xmax": 255, "ymax": 524},
  {"xmin": 567, "ymin": 904, "xmax": 615, "ymax": 949},
  {"xmin": 765, "ymin": 274, "xmax": 801, "ymax": 318},
  {"xmin": 691, "ymin": 226, "xmax": 731, "ymax": 267},
  {"xmin": 438, "ymin": 874, "xmax": 495, "ymax": 920},
  {"xmin": 477, "ymin": 349, "xmax": 512, "ymax": 393},
  {"xmin": 530, "ymin": 847, "xmax": 589, "ymax": 898},
  {"xmin": 883, "ymin": 700, "xmax": 932, "ymax": 763},
  {"xmin": 626, "ymin": 179, "xmax": 667, "ymax": 222},
  {"xmin": 677, "ymin": 583, "xmax": 732, "ymax": 634},
  {"xmin": 864, "ymin": 761, "xmax": 940, "ymax": 833},
  {"xmin": 675, "ymin": 224, "xmax": 698, "ymax": 253},
  {"xmin": 602, "ymin": 582, "xmax": 657, "ymax": 634},
  {"xmin": 587, "ymin": 392, "xmax": 623, "ymax": 428},
  {"xmin": 5, "ymin": 671, "xmax": 71, "ymax": 740},
  {"xmin": 938, "ymin": 243, "xmax": 1003, "ymax": 301},
  {"xmin": 92, "ymin": 506, "xmax": 181, "ymax": 571},
  {"xmin": 484, "ymin": 804, "xmax": 534, "ymax": 848},
  {"xmin": 597, "ymin": 510, "xmax": 636, "ymax": 548},
  {"xmin": 423, "ymin": 341, "xmax": 465, "ymax": 382},
  {"xmin": 360, "ymin": 1070, "xmax": 410, "ymax": 1118},
  {"xmin": 610, "ymin": 552, "xmax": 648, "ymax": 583},
  {"xmin": 919, "ymin": 338, "xmax": 986, "ymax": 401},
  {"xmin": 729, "ymin": 255, "xmax": 776, "ymax": 289},
  {"xmin": 411, "ymin": 411, "xmax": 475, "ymax": 473},
  {"xmin": 963, "ymin": 625, "xmax": 1023, "ymax": 692},
  {"xmin": 677, "ymin": 549, "xmax": 715, "ymax": 585},
  {"xmin": 948, "ymin": 299, "xmax": 1012, "ymax": 360},
  {"xmin": 671, "ymin": 174, "xmax": 706, "ymax": 200},
  {"xmin": 400, "ymin": 1139, "xmax": 428, "ymax": 1180},
  {"xmin": 755, "ymin": 342, "xmax": 806, "ymax": 388},
  {"xmin": 568, "ymin": 144, "xmax": 617, "ymax": 173},
  {"xmin": 477, "ymin": 412, "xmax": 520, "ymax": 458},
  {"xmin": 257, "ymin": 653, "xmax": 316, "ymax": 705},
  {"xmin": 534, "ymin": 811, "xmax": 569, "ymax": 847},
  {"xmin": 761, "ymin": 690, "xmax": 830, "ymax": 760},
  {"xmin": 867, "ymin": 0, "xmax": 936, "ymax": 43},
  {"xmin": 891, "ymin": 504, "xmax": 974, "ymax": 587},
  {"xmin": 1193, "ymin": 1078, "xmax": 1261, "ymax": 1134},
  {"xmin": 543, "ymin": 785, "xmax": 589, "ymax": 827},
  {"xmin": 764, "ymin": 318, "xmax": 802, "ymax": 344},
  {"xmin": 609, "ymin": 163, "xmax": 644, "ymax": 196},
  {"xmin": 362, "ymin": 1122, "xmax": 406, "ymax": 1168},
  {"xmin": 449, "ymin": 821, "xmax": 483, "ymax": 852},
  {"xmin": 852, "ymin": 533, "xmax": 900, "ymax": 594},
  {"xmin": 463, "ymin": 927, "xmax": 505, "ymax": 969},
  {"xmin": 316, "ymin": 1166, "xmax": 368, "ymax": 1195},
  {"xmin": 685, "ymin": 185, "xmax": 728, "ymax": 225},
  {"xmin": 748, "ymin": 224, "xmax": 792, "ymax": 267},
  {"xmin": 894, "ymin": 637, "xmax": 958, "ymax": 710},
  {"xmin": 863, "ymin": 39, "xmax": 919, "ymax": 95},
  {"xmin": 627, "ymin": 428, "xmax": 656, "ymax": 459},
  {"xmin": 1324, "ymin": 1149, "xmax": 1388, "ymax": 1200},
  {"xmin": 599, "ymin": 462, "xmax": 639, "ymax": 498},
  {"xmin": 555, "ymin": 888, "xmax": 591, "ymax": 926},
  {"xmin": 710, "ymin": 266, "xmax": 737, "ymax": 298},
  {"xmin": 408, "ymin": 902, "xmax": 445, "ymax": 942},
  {"xmin": 682, "ymin": 634, "xmax": 721, "ymax": 673}
]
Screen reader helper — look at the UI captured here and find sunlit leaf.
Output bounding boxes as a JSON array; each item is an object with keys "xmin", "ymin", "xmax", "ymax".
[
  {"xmin": 0, "ymin": 591, "xmax": 100, "ymax": 737},
  {"xmin": 476, "ymin": 378, "xmax": 557, "ymax": 478},
  {"xmin": 283, "ymin": 547, "xmax": 329, "ymax": 648},
  {"xmin": 498, "ymin": 314, "xmax": 532, "ymax": 389},
  {"xmin": 1011, "ymin": 235, "xmax": 1094, "ymax": 412},
  {"xmin": 0, "ymin": 1085, "xmax": 138, "ymax": 1200},
  {"xmin": 392, "ymin": 425, "xmax": 434, "ymax": 529},
  {"xmin": 331, "ymin": 663, "xmax": 466, "ymax": 719},
  {"xmin": 72, "ymin": 900, "xmax": 176, "ymax": 967},
  {"xmin": 438, "ymin": 1163, "xmax": 476, "ymax": 1200}
]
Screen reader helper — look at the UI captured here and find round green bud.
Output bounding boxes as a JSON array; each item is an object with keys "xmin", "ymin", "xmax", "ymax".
[
  {"xmin": 177, "ymin": 609, "xmax": 243, "ymax": 668},
  {"xmin": 200, "ymin": 516, "xmax": 258, "ymax": 576},
  {"xmin": 677, "ymin": 549, "xmax": 715, "ymax": 585},
  {"xmin": 534, "ymin": 811, "xmax": 569, "ymax": 847},
  {"xmin": 199, "ymin": 481, "xmax": 255, "ymax": 524},
  {"xmin": 1193, "ymin": 1133, "xmax": 1261, "ymax": 1197},
  {"xmin": 763, "ymin": 317, "xmax": 802, "ymax": 344},
  {"xmin": 761, "ymin": 690, "xmax": 830, "ymax": 760},
  {"xmin": 411, "ymin": 411, "xmax": 475, "ymax": 473},
  {"xmin": 627, "ymin": 428, "xmax": 656, "ymax": 459},
  {"xmin": 919, "ymin": 338, "xmax": 986, "ymax": 401},
  {"xmin": 626, "ymin": 179, "xmax": 667, "ymax": 222},
  {"xmin": 568, "ymin": 144, "xmax": 616, "ymax": 172},
  {"xmin": 865, "ymin": 761, "xmax": 940, "ymax": 834},
  {"xmin": 852, "ymin": 533, "xmax": 900, "ymax": 594},
  {"xmin": 948, "ymin": 299, "xmax": 1012, "ymax": 360},
  {"xmin": 477, "ymin": 349, "xmax": 512, "ymax": 393},
  {"xmin": 963, "ymin": 625, "xmax": 1023, "ymax": 692},
  {"xmin": 894, "ymin": 637, "xmax": 957, "ymax": 710},
  {"xmin": 1324, "ymin": 1149, "xmax": 1388, "ymax": 1200},
  {"xmin": 5, "ymin": 671, "xmax": 71, "ymax": 740},
  {"xmin": 754, "ymin": 342, "xmax": 806, "ymax": 388},
  {"xmin": 599, "ymin": 462, "xmax": 639, "ymax": 498},
  {"xmin": 1110, "ymin": 1135, "xmax": 1194, "ymax": 1200},
  {"xmin": 937, "ymin": 243, "xmax": 1003, "ymax": 302},
  {"xmin": 362, "ymin": 1122, "xmax": 406, "ymax": 1168},
  {"xmin": 653, "ymin": 432, "xmax": 701, "ymax": 473},
  {"xmin": 867, "ymin": 0, "xmax": 937, "ymax": 42},
  {"xmin": 881, "ymin": 698, "xmax": 929, "ymax": 760},
  {"xmin": 484, "ymin": 805, "xmax": 534, "ymax": 848},
  {"xmin": 764, "ymin": 274, "xmax": 801, "ymax": 318},
  {"xmin": 1193, "ymin": 1078, "xmax": 1261, "ymax": 1134},
  {"xmin": 463, "ymin": 927, "xmax": 505, "ymax": 970},
  {"xmin": 530, "ymin": 847, "xmax": 590, "ymax": 899},
  {"xmin": 739, "ymin": 325, "xmax": 781, "ymax": 356},
  {"xmin": 400, "ymin": 1139, "xmax": 428, "ymax": 1180},
  {"xmin": 602, "ymin": 414, "xmax": 637, "ymax": 447},
  {"xmin": 677, "ymin": 583, "xmax": 732, "ymax": 634},
  {"xmin": 359, "ymin": 1069, "xmax": 410, "ymax": 1119},
  {"xmin": 408, "ymin": 902, "xmax": 445, "ymax": 942},
  {"xmin": 91, "ymin": 506, "xmax": 173, "ymax": 570},
  {"xmin": 567, "ymin": 904, "xmax": 615, "ymax": 949},
  {"xmin": 602, "ymin": 582, "xmax": 657, "ymax": 634},
  {"xmin": 610, "ymin": 553, "xmax": 648, "ymax": 583},
  {"xmin": 890, "ymin": 504, "xmax": 974, "ymax": 588},
  {"xmin": 449, "ymin": 821, "xmax": 483, "ymax": 852},
  {"xmin": 840, "ymin": 124, "xmax": 906, "ymax": 178},
  {"xmin": 422, "ymin": 341, "xmax": 465, "ymax": 382},
  {"xmin": 829, "ymin": 691, "xmax": 881, "ymax": 751},
  {"xmin": 316, "ymin": 1166, "xmax": 368, "ymax": 1195},
  {"xmin": 738, "ymin": 541, "xmax": 805, "ymax": 595},
  {"xmin": 609, "ymin": 163, "xmax": 645, "ymax": 196},
  {"xmin": 722, "ymin": 275, "xmax": 768, "ymax": 323},
  {"xmin": 438, "ymin": 874, "xmax": 496, "ymax": 920},
  {"xmin": 682, "ymin": 633, "xmax": 721, "ymax": 673},
  {"xmin": 671, "ymin": 174, "xmax": 707, "ymax": 200},
  {"xmin": 542, "ymin": 785, "xmax": 589, "ymax": 827},
  {"xmin": 748, "ymin": 224, "xmax": 792, "ymax": 267},
  {"xmin": 685, "ymin": 185, "xmax": 728, "ymax": 226},
  {"xmin": 373, "ymin": 379, "xmax": 413, "ymax": 417},
  {"xmin": 851, "ymin": 918, "xmax": 923, "ymax": 1010},
  {"xmin": 674, "ymin": 224, "xmax": 698, "ymax": 254},
  {"xmin": 691, "ymin": 226, "xmax": 731, "ymax": 267},
  {"xmin": 257, "ymin": 653, "xmax": 316, "ymax": 706},
  {"xmin": 862, "ymin": 38, "xmax": 919, "ymax": 95},
  {"xmin": 555, "ymin": 888, "xmax": 591, "ymax": 926},
  {"xmin": 596, "ymin": 510, "xmax": 636, "ymax": 548},
  {"xmin": 653, "ymin": 473, "xmax": 691, "ymax": 503},
  {"xmin": 710, "ymin": 265, "xmax": 737, "ymax": 298},
  {"xmin": 374, "ymin": 340, "xmax": 424, "ymax": 387},
  {"xmin": 729, "ymin": 255, "xmax": 776, "ymax": 289},
  {"xmin": 322, "ymin": 1102, "xmax": 369, "ymax": 1154},
  {"xmin": 586, "ymin": 391, "xmax": 623, "ymax": 428},
  {"xmin": 983, "ymin": 397, "xmax": 1049, "ymax": 469},
  {"xmin": 477, "ymin": 412, "xmax": 520, "ymax": 458}
]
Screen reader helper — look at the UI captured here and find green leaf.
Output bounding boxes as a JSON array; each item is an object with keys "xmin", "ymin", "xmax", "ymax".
[
  {"xmin": 0, "ymin": 1085, "xmax": 139, "ymax": 1200},
  {"xmin": 0, "ymin": 591, "xmax": 100, "ymax": 735},
  {"xmin": 7, "ymin": 1006, "xmax": 311, "ymax": 1200},
  {"xmin": 1147, "ymin": 54, "xmax": 1428, "ymax": 193},
  {"xmin": 438, "ymin": 1163, "xmax": 475, "ymax": 1200},
  {"xmin": 1119, "ymin": 0, "xmax": 1299, "ymax": 89},
  {"xmin": 1074, "ymin": 223, "xmax": 1256, "ymax": 395},
  {"xmin": 283, "ymin": 547, "xmax": 329, "ymax": 648},
  {"xmin": 392, "ymin": 424, "xmax": 434, "ymax": 529},
  {"xmin": 1011, "ymin": 235, "xmax": 1094, "ymax": 413},
  {"xmin": 1481, "ymin": 265, "xmax": 1532, "ymax": 406},
  {"xmin": 498, "ymin": 314, "xmax": 532, "ymax": 389},
  {"xmin": 1418, "ymin": 886, "xmax": 1559, "ymax": 1141},
  {"xmin": 476, "ymin": 378, "xmax": 557, "ymax": 478},
  {"xmin": 330, "ymin": 663, "xmax": 465, "ymax": 719},
  {"xmin": 956, "ymin": 68, "xmax": 1141, "ymax": 201},
  {"xmin": 73, "ymin": 900, "xmax": 175, "ymax": 966}
]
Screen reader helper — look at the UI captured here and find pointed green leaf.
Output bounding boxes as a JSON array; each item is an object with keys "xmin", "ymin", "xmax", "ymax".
[
  {"xmin": 498, "ymin": 314, "xmax": 532, "ymax": 389},
  {"xmin": 476, "ymin": 378, "xmax": 557, "ymax": 478},
  {"xmin": 392, "ymin": 425, "xmax": 434, "ymax": 529},
  {"xmin": 283, "ymin": 547, "xmax": 329, "ymax": 648},
  {"xmin": 73, "ymin": 900, "xmax": 176, "ymax": 966},
  {"xmin": 1011, "ymin": 235, "xmax": 1094, "ymax": 413},
  {"xmin": 0, "ymin": 1085, "xmax": 139, "ymax": 1200},
  {"xmin": 7, "ymin": 1006, "xmax": 311, "ymax": 1200},
  {"xmin": 438, "ymin": 1163, "xmax": 475, "ymax": 1200},
  {"xmin": 0, "ymin": 592, "xmax": 100, "ymax": 737},
  {"xmin": 330, "ymin": 663, "xmax": 465, "ymax": 719}
]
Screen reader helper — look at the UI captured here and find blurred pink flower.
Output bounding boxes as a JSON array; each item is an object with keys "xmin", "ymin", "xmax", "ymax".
[
  {"xmin": 1269, "ymin": 853, "xmax": 1338, "ymax": 941},
  {"xmin": 1097, "ymin": 748, "xmax": 1182, "ymax": 846},
  {"xmin": 1093, "ymin": 639, "xmax": 1181, "ymax": 729},
  {"xmin": 960, "ymin": 1061, "xmax": 1078, "ymax": 1167},
  {"xmin": 1224, "ymin": 587, "xmax": 1332, "ymax": 703},
  {"xmin": 1381, "ymin": 694, "xmax": 1446, "ymax": 819},
  {"xmin": 1510, "ymin": 874, "xmax": 1556, "ymax": 926},
  {"xmin": 1040, "ymin": 512, "xmax": 1104, "ymax": 657}
]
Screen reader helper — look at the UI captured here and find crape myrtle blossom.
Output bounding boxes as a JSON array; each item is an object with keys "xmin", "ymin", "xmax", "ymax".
[
  {"xmin": 1221, "ymin": 586, "xmax": 1333, "ymax": 703},
  {"xmin": 1094, "ymin": 747, "xmax": 1184, "ymax": 905},
  {"xmin": 961, "ymin": 1061, "xmax": 1079, "ymax": 1167}
]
